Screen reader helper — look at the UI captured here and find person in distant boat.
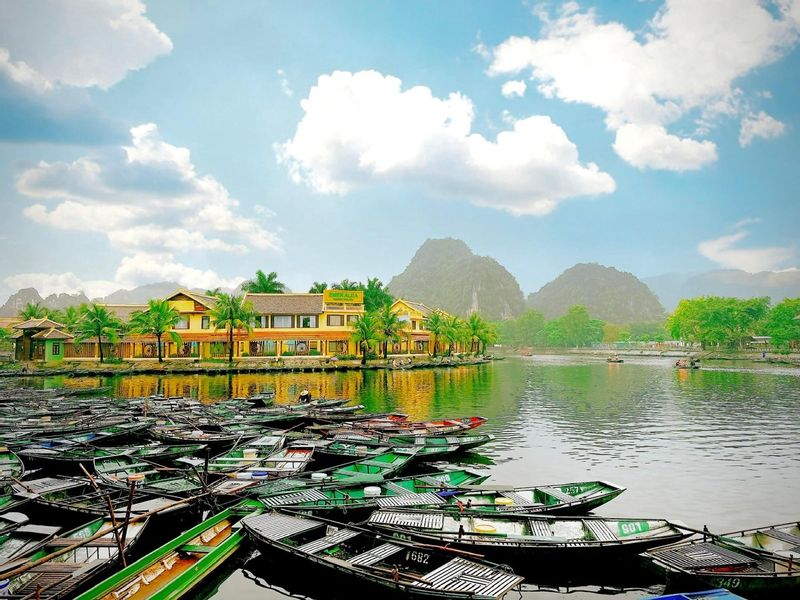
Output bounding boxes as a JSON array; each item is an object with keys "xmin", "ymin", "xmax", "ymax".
[{"xmin": 298, "ymin": 389, "xmax": 311, "ymax": 403}]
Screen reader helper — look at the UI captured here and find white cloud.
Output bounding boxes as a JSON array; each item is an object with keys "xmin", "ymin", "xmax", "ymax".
[
  {"xmin": 739, "ymin": 111, "xmax": 786, "ymax": 147},
  {"xmin": 733, "ymin": 216, "xmax": 762, "ymax": 229},
  {"xmin": 17, "ymin": 123, "xmax": 281, "ymax": 253},
  {"xmin": 3, "ymin": 272, "xmax": 119, "ymax": 299},
  {"xmin": 612, "ymin": 123, "xmax": 717, "ymax": 171},
  {"xmin": 698, "ymin": 230, "xmax": 794, "ymax": 273},
  {"xmin": 277, "ymin": 70, "xmax": 614, "ymax": 215},
  {"xmin": 277, "ymin": 68, "xmax": 293, "ymax": 97},
  {"xmin": 501, "ymin": 80, "xmax": 527, "ymax": 98},
  {"xmin": 488, "ymin": 0, "xmax": 800, "ymax": 169},
  {"xmin": 0, "ymin": 0, "xmax": 172, "ymax": 90}
]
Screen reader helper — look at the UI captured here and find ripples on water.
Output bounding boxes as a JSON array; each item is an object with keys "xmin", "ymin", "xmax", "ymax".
[{"xmin": 12, "ymin": 357, "xmax": 799, "ymax": 599}]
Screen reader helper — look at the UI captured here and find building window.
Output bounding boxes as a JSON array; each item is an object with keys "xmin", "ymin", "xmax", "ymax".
[
  {"xmin": 327, "ymin": 314, "xmax": 344, "ymax": 327},
  {"xmin": 273, "ymin": 315, "xmax": 293, "ymax": 328},
  {"xmin": 298, "ymin": 315, "xmax": 318, "ymax": 328},
  {"xmin": 412, "ymin": 321, "xmax": 418, "ymax": 330},
  {"xmin": 328, "ymin": 340, "xmax": 347, "ymax": 355},
  {"xmin": 174, "ymin": 317, "xmax": 189, "ymax": 330},
  {"xmin": 252, "ymin": 315, "xmax": 268, "ymax": 329},
  {"xmin": 346, "ymin": 314, "xmax": 359, "ymax": 324},
  {"xmin": 201, "ymin": 316, "xmax": 210, "ymax": 329},
  {"xmin": 52, "ymin": 343, "xmax": 61, "ymax": 356}
]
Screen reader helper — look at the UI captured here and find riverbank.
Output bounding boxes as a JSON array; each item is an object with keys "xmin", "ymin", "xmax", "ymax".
[
  {"xmin": 504, "ymin": 347, "xmax": 800, "ymax": 365},
  {"xmin": 0, "ymin": 355, "xmax": 492, "ymax": 377}
]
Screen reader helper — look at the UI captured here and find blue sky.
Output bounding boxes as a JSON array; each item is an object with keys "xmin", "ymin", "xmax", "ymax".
[{"xmin": 1, "ymin": 0, "xmax": 798, "ymax": 300}]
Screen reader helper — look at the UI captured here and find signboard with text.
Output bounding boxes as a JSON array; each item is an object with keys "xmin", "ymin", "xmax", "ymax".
[{"xmin": 323, "ymin": 289, "xmax": 364, "ymax": 304}]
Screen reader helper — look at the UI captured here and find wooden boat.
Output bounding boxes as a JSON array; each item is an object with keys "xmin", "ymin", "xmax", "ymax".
[
  {"xmin": 3, "ymin": 516, "xmax": 148, "ymax": 599},
  {"xmin": 330, "ymin": 432, "xmax": 494, "ymax": 455},
  {"xmin": 73, "ymin": 505, "xmax": 260, "ymax": 600},
  {"xmin": 0, "ymin": 447, "xmax": 25, "ymax": 483},
  {"xmin": 314, "ymin": 449, "xmax": 419, "ymax": 485},
  {"xmin": 365, "ymin": 479, "xmax": 626, "ymax": 516},
  {"xmin": 346, "ymin": 416, "xmax": 487, "ymax": 436},
  {"xmin": 646, "ymin": 591, "xmax": 747, "ymax": 599},
  {"xmin": 179, "ymin": 434, "xmax": 285, "ymax": 475},
  {"xmin": 217, "ymin": 444, "xmax": 314, "ymax": 480},
  {"xmin": 32, "ymin": 478, "xmax": 185, "ymax": 518},
  {"xmin": 0, "ymin": 523, "xmax": 61, "ymax": 570},
  {"xmin": 94, "ymin": 455, "xmax": 204, "ymax": 497},
  {"xmin": 675, "ymin": 358, "xmax": 700, "ymax": 369},
  {"xmin": 367, "ymin": 511, "xmax": 691, "ymax": 573},
  {"xmin": 0, "ymin": 512, "xmax": 29, "ymax": 536},
  {"xmin": 607, "ymin": 355, "xmax": 624, "ymax": 363},
  {"xmin": 645, "ymin": 523, "xmax": 800, "ymax": 598},
  {"xmin": 148, "ymin": 425, "xmax": 258, "ymax": 447},
  {"xmin": 243, "ymin": 511, "xmax": 523, "ymax": 599},
  {"xmin": 255, "ymin": 469, "xmax": 492, "ymax": 516}
]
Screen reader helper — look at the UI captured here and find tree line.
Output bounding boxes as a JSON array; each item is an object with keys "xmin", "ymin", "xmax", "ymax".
[{"xmin": 497, "ymin": 296, "xmax": 800, "ymax": 351}]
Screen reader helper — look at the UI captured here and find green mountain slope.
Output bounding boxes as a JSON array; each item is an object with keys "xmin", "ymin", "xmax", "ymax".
[
  {"xmin": 387, "ymin": 238, "xmax": 525, "ymax": 320},
  {"xmin": 527, "ymin": 263, "xmax": 665, "ymax": 323}
]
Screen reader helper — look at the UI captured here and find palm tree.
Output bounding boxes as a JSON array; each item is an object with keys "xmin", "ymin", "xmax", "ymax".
[
  {"xmin": 208, "ymin": 293, "xmax": 256, "ymax": 363},
  {"xmin": 466, "ymin": 313, "xmax": 490, "ymax": 354},
  {"xmin": 241, "ymin": 270, "xmax": 285, "ymax": 293},
  {"xmin": 332, "ymin": 279, "xmax": 360, "ymax": 291},
  {"xmin": 442, "ymin": 315, "xmax": 464, "ymax": 355},
  {"xmin": 20, "ymin": 302, "xmax": 48, "ymax": 320},
  {"xmin": 205, "ymin": 287, "xmax": 222, "ymax": 297},
  {"xmin": 129, "ymin": 299, "xmax": 183, "ymax": 363},
  {"xmin": 478, "ymin": 322, "xmax": 498, "ymax": 355},
  {"xmin": 309, "ymin": 281, "xmax": 328, "ymax": 293},
  {"xmin": 375, "ymin": 305, "xmax": 406, "ymax": 359},
  {"xmin": 364, "ymin": 278, "xmax": 393, "ymax": 312},
  {"xmin": 424, "ymin": 311, "xmax": 446, "ymax": 358},
  {"xmin": 74, "ymin": 304, "xmax": 123, "ymax": 363},
  {"xmin": 350, "ymin": 312, "xmax": 379, "ymax": 365},
  {"xmin": 61, "ymin": 305, "xmax": 85, "ymax": 332}
]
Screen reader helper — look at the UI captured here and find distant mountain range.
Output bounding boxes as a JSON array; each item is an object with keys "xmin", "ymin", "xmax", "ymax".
[
  {"xmin": 527, "ymin": 263, "xmax": 665, "ymax": 323},
  {"xmin": 387, "ymin": 238, "xmax": 526, "ymax": 320},
  {"xmin": 643, "ymin": 269, "xmax": 800, "ymax": 310}
]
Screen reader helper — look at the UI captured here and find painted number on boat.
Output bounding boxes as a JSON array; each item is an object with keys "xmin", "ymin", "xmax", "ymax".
[
  {"xmin": 617, "ymin": 521, "xmax": 650, "ymax": 537},
  {"xmin": 405, "ymin": 550, "xmax": 430, "ymax": 565},
  {"xmin": 712, "ymin": 577, "xmax": 741, "ymax": 589}
]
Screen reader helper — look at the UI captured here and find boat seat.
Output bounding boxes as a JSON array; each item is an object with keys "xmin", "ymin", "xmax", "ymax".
[
  {"xmin": 500, "ymin": 492, "xmax": 536, "ymax": 507},
  {"xmin": 651, "ymin": 542, "xmax": 757, "ymax": 570},
  {"xmin": 764, "ymin": 528, "xmax": 800, "ymax": 551},
  {"xmin": 528, "ymin": 519, "xmax": 551, "ymax": 537},
  {"xmin": 539, "ymin": 487, "xmax": 575, "ymax": 504},
  {"xmin": 48, "ymin": 537, "xmax": 120, "ymax": 547},
  {"xmin": 297, "ymin": 528, "xmax": 360, "ymax": 554},
  {"xmin": 376, "ymin": 492, "xmax": 445, "ymax": 508},
  {"xmin": 412, "ymin": 557, "xmax": 522, "ymax": 596},
  {"xmin": 178, "ymin": 544, "xmax": 215, "ymax": 553},
  {"xmin": 384, "ymin": 481, "xmax": 413, "ymax": 495},
  {"xmin": 260, "ymin": 488, "xmax": 329, "ymax": 507},
  {"xmin": 584, "ymin": 519, "xmax": 617, "ymax": 542},
  {"xmin": 350, "ymin": 542, "xmax": 404, "ymax": 566}
]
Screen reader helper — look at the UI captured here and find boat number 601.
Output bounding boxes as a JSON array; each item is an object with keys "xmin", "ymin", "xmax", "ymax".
[{"xmin": 406, "ymin": 551, "xmax": 430, "ymax": 565}]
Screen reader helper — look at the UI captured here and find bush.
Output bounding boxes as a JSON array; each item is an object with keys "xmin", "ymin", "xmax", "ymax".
[
  {"xmin": 104, "ymin": 357, "xmax": 125, "ymax": 364},
  {"xmin": 309, "ymin": 350, "xmax": 321, "ymax": 356},
  {"xmin": 282, "ymin": 351, "xmax": 296, "ymax": 357},
  {"xmin": 335, "ymin": 354, "xmax": 356, "ymax": 360}
]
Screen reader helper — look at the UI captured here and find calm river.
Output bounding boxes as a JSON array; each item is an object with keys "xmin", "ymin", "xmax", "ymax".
[{"xmin": 18, "ymin": 355, "xmax": 800, "ymax": 598}]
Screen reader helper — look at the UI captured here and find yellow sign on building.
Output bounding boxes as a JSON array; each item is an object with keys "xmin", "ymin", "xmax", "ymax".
[{"xmin": 323, "ymin": 289, "xmax": 364, "ymax": 304}]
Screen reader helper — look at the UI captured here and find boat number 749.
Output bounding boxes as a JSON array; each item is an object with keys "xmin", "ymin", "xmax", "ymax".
[{"xmin": 405, "ymin": 550, "xmax": 430, "ymax": 565}]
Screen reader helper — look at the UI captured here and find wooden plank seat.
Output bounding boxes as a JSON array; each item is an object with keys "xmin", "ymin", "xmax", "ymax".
[
  {"xmin": 412, "ymin": 557, "xmax": 521, "ymax": 597},
  {"xmin": 376, "ymin": 492, "xmax": 445, "ymax": 508},
  {"xmin": 260, "ymin": 489, "xmax": 328, "ymax": 507},
  {"xmin": 47, "ymin": 536, "xmax": 120, "ymax": 547},
  {"xmin": 370, "ymin": 511, "xmax": 444, "ymax": 529},
  {"xmin": 178, "ymin": 544, "xmax": 216, "ymax": 553},
  {"xmin": 584, "ymin": 519, "xmax": 617, "ymax": 542},
  {"xmin": 349, "ymin": 543, "xmax": 404, "ymax": 567},
  {"xmin": 297, "ymin": 528, "xmax": 360, "ymax": 554},
  {"xmin": 764, "ymin": 528, "xmax": 800, "ymax": 550},
  {"xmin": 528, "ymin": 519, "xmax": 551, "ymax": 537},
  {"xmin": 652, "ymin": 542, "xmax": 757, "ymax": 570},
  {"xmin": 539, "ymin": 487, "xmax": 575, "ymax": 504},
  {"xmin": 244, "ymin": 513, "xmax": 322, "ymax": 541},
  {"xmin": 383, "ymin": 481, "xmax": 413, "ymax": 495},
  {"xmin": 500, "ymin": 492, "xmax": 537, "ymax": 507}
]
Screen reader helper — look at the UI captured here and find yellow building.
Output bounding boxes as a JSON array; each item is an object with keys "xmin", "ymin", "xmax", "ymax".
[{"xmin": 389, "ymin": 298, "xmax": 462, "ymax": 356}]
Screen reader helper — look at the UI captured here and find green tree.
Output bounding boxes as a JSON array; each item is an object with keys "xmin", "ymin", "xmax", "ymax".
[
  {"xmin": 59, "ymin": 305, "xmax": 86, "ymax": 333},
  {"xmin": 465, "ymin": 313, "xmax": 491, "ymax": 353},
  {"xmin": 424, "ymin": 311, "xmax": 446, "ymax": 358},
  {"xmin": 208, "ymin": 293, "xmax": 256, "ymax": 363},
  {"xmin": 20, "ymin": 302, "xmax": 48, "ymax": 320},
  {"xmin": 363, "ymin": 278, "xmax": 393, "ymax": 312},
  {"xmin": 309, "ymin": 281, "xmax": 328, "ymax": 293},
  {"xmin": 205, "ymin": 287, "xmax": 222, "ymax": 297},
  {"xmin": 241, "ymin": 270, "xmax": 285, "ymax": 293},
  {"xmin": 559, "ymin": 305, "xmax": 591, "ymax": 347},
  {"xmin": 765, "ymin": 298, "xmax": 800, "ymax": 350},
  {"xmin": 332, "ymin": 279, "xmax": 360, "ymax": 291},
  {"xmin": 375, "ymin": 305, "xmax": 406, "ymax": 359},
  {"xmin": 74, "ymin": 304, "xmax": 123, "ymax": 363},
  {"xmin": 441, "ymin": 315, "xmax": 465, "ymax": 355},
  {"xmin": 129, "ymin": 299, "xmax": 183, "ymax": 363},
  {"xmin": 350, "ymin": 311, "xmax": 379, "ymax": 364},
  {"xmin": 544, "ymin": 320, "xmax": 566, "ymax": 347}
]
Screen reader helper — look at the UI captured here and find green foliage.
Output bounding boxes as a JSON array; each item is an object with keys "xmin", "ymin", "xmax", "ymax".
[
  {"xmin": 208, "ymin": 293, "xmax": 256, "ymax": 363},
  {"xmin": 497, "ymin": 305, "xmax": 604, "ymax": 348},
  {"xmin": 350, "ymin": 311, "xmax": 379, "ymax": 364},
  {"xmin": 74, "ymin": 304, "xmax": 123, "ymax": 363},
  {"xmin": 308, "ymin": 281, "xmax": 328, "ymax": 293},
  {"xmin": 317, "ymin": 278, "xmax": 394, "ymax": 311},
  {"xmin": 242, "ymin": 270, "xmax": 285, "ymax": 293},
  {"xmin": 20, "ymin": 302, "xmax": 48, "ymax": 320},
  {"xmin": 129, "ymin": 299, "xmax": 183, "ymax": 363},
  {"xmin": 375, "ymin": 304, "xmax": 407, "ymax": 359},
  {"xmin": 424, "ymin": 311, "xmax": 446, "ymax": 357},
  {"xmin": 667, "ymin": 296, "xmax": 771, "ymax": 349},
  {"xmin": 764, "ymin": 298, "xmax": 800, "ymax": 350}
]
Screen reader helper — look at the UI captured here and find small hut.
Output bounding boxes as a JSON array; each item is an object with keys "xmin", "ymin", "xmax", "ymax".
[{"xmin": 12, "ymin": 318, "xmax": 74, "ymax": 362}]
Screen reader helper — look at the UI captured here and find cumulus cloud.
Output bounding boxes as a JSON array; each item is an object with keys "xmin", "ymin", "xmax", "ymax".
[
  {"xmin": 0, "ymin": 0, "xmax": 172, "ymax": 90},
  {"xmin": 276, "ymin": 70, "xmax": 614, "ymax": 215},
  {"xmin": 612, "ymin": 123, "xmax": 717, "ymax": 171},
  {"xmin": 488, "ymin": 0, "xmax": 800, "ymax": 169},
  {"xmin": 501, "ymin": 80, "xmax": 527, "ymax": 98},
  {"xmin": 739, "ymin": 111, "xmax": 786, "ymax": 147},
  {"xmin": 17, "ymin": 123, "xmax": 281, "ymax": 253},
  {"xmin": 277, "ymin": 68, "xmax": 293, "ymax": 97},
  {"xmin": 698, "ymin": 230, "xmax": 794, "ymax": 273}
]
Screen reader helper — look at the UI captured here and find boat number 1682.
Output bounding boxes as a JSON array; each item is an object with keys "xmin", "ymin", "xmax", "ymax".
[{"xmin": 406, "ymin": 551, "xmax": 430, "ymax": 565}]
